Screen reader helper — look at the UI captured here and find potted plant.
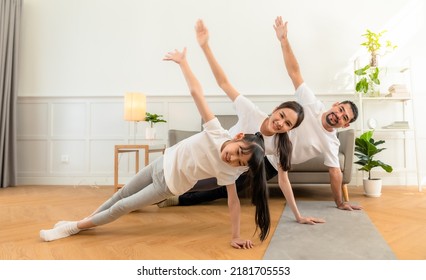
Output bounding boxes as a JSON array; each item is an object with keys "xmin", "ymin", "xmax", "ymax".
[
  {"xmin": 354, "ymin": 130, "xmax": 393, "ymax": 197},
  {"xmin": 360, "ymin": 29, "xmax": 397, "ymax": 67},
  {"xmin": 355, "ymin": 29, "xmax": 397, "ymax": 97},
  {"xmin": 354, "ymin": 64, "xmax": 381, "ymax": 96},
  {"xmin": 145, "ymin": 112, "xmax": 167, "ymax": 140}
]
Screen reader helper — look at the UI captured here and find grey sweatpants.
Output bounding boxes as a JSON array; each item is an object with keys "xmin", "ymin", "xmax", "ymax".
[{"xmin": 90, "ymin": 157, "xmax": 173, "ymax": 226}]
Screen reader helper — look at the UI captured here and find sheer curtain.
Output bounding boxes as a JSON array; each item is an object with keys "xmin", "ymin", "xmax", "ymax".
[{"xmin": 0, "ymin": 0, "xmax": 22, "ymax": 188}]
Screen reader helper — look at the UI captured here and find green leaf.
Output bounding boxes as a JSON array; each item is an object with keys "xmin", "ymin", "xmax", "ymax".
[
  {"xmin": 354, "ymin": 65, "xmax": 370, "ymax": 75},
  {"xmin": 377, "ymin": 160, "xmax": 393, "ymax": 173},
  {"xmin": 360, "ymin": 130, "xmax": 373, "ymax": 141},
  {"xmin": 374, "ymin": 140, "xmax": 385, "ymax": 146},
  {"xmin": 355, "ymin": 78, "xmax": 368, "ymax": 94}
]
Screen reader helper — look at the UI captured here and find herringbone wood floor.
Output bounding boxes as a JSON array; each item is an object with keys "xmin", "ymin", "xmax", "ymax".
[{"xmin": 0, "ymin": 185, "xmax": 425, "ymax": 260}]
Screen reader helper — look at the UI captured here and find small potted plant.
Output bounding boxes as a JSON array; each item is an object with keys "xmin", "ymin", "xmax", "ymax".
[
  {"xmin": 354, "ymin": 64, "xmax": 381, "ymax": 96},
  {"xmin": 355, "ymin": 29, "xmax": 397, "ymax": 97},
  {"xmin": 360, "ymin": 29, "xmax": 397, "ymax": 68},
  {"xmin": 145, "ymin": 112, "xmax": 167, "ymax": 139},
  {"xmin": 354, "ymin": 130, "xmax": 393, "ymax": 197}
]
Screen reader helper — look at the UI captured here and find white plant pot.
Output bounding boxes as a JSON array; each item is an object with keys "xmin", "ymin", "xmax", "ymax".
[
  {"xmin": 363, "ymin": 178, "xmax": 382, "ymax": 197},
  {"xmin": 145, "ymin": 127, "xmax": 156, "ymax": 140}
]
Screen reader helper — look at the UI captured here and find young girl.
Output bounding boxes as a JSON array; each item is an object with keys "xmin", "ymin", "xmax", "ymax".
[
  {"xmin": 39, "ymin": 48, "xmax": 269, "ymax": 249},
  {"xmin": 160, "ymin": 20, "xmax": 325, "ymax": 225}
]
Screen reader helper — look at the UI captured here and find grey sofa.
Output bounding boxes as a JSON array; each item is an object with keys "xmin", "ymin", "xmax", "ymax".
[{"xmin": 168, "ymin": 115, "xmax": 355, "ymax": 202}]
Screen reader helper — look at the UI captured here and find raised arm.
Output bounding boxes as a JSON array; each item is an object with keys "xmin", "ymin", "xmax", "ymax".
[
  {"xmin": 195, "ymin": 19, "xmax": 240, "ymax": 101},
  {"xmin": 273, "ymin": 16, "xmax": 304, "ymax": 90},
  {"xmin": 163, "ymin": 48, "xmax": 214, "ymax": 123}
]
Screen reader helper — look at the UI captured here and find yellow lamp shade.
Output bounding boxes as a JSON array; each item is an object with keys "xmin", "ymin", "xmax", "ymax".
[{"xmin": 124, "ymin": 93, "xmax": 146, "ymax": 121}]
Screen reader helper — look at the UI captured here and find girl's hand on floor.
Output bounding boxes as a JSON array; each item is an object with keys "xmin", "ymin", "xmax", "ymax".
[{"xmin": 231, "ymin": 238, "xmax": 254, "ymax": 249}]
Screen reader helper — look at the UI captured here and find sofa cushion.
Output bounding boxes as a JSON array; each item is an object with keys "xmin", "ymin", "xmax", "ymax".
[{"xmin": 290, "ymin": 152, "xmax": 345, "ymax": 172}]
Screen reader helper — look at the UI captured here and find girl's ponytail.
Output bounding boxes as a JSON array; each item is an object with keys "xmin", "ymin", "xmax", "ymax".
[{"xmin": 241, "ymin": 133, "xmax": 270, "ymax": 241}]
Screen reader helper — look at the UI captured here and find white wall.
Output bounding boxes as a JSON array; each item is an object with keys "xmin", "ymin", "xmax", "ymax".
[
  {"xmin": 19, "ymin": 0, "xmax": 426, "ymax": 96},
  {"xmin": 16, "ymin": 0, "xmax": 426, "ymax": 187}
]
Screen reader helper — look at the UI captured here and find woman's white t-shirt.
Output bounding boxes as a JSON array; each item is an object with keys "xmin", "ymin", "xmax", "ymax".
[
  {"xmin": 163, "ymin": 117, "xmax": 248, "ymax": 195},
  {"xmin": 228, "ymin": 95, "xmax": 276, "ymax": 156}
]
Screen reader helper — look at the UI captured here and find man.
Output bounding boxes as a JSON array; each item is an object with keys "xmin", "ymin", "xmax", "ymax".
[
  {"xmin": 159, "ymin": 16, "xmax": 361, "ymax": 215},
  {"xmin": 268, "ymin": 16, "xmax": 361, "ymax": 211}
]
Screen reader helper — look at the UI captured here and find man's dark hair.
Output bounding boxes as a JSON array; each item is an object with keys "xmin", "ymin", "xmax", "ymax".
[{"xmin": 340, "ymin": 100, "xmax": 358, "ymax": 123}]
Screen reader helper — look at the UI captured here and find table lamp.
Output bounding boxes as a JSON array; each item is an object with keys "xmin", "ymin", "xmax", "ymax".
[{"xmin": 124, "ymin": 92, "xmax": 146, "ymax": 143}]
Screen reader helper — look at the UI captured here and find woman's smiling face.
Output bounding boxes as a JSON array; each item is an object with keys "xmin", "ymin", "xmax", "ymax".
[{"xmin": 265, "ymin": 107, "xmax": 299, "ymax": 134}]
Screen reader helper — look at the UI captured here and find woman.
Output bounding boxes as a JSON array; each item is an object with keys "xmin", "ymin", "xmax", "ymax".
[
  {"xmin": 161, "ymin": 20, "xmax": 324, "ymax": 225},
  {"xmin": 40, "ymin": 48, "xmax": 269, "ymax": 249}
]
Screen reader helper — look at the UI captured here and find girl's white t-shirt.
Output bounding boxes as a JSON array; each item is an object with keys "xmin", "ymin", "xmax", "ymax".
[{"xmin": 163, "ymin": 117, "xmax": 248, "ymax": 195}]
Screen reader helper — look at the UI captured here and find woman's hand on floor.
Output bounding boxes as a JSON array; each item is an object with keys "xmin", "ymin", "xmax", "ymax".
[{"xmin": 297, "ymin": 216, "xmax": 326, "ymax": 225}]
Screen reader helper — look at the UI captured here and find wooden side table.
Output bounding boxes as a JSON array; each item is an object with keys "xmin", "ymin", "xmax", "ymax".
[{"xmin": 114, "ymin": 144, "xmax": 166, "ymax": 192}]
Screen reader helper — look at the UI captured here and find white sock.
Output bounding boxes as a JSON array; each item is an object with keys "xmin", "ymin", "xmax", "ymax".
[
  {"xmin": 54, "ymin": 220, "xmax": 68, "ymax": 228},
  {"xmin": 54, "ymin": 220, "xmax": 91, "ymax": 231},
  {"xmin": 40, "ymin": 221, "xmax": 80, "ymax": 242}
]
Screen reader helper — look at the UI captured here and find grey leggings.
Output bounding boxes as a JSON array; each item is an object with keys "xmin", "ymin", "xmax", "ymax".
[{"xmin": 89, "ymin": 157, "xmax": 173, "ymax": 226}]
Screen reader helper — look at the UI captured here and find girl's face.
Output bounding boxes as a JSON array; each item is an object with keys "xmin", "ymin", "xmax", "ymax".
[
  {"xmin": 265, "ymin": 107, "xmax": 299, "ymax": 135},
  {"xmin": 220, "ymin": 137, "xmax": 252, "ymax": 167}
]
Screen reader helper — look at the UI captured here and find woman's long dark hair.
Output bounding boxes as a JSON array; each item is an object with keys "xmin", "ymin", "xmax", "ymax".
[
  {"xmin": 273, "ymin": 101, "xmax": 304, "ymax": 171},
  {"xmin": 239, "ymin": 133, "xmax": 270, "ymax": 241}
]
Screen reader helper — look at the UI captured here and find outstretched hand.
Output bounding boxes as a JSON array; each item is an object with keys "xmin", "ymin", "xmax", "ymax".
[
  {"xmin": 297, "ymin": 216, "xmax": 326, "ymax": 225},
  {"xmin": 195, "ymin": 19, "xmax": 209, "ymax": 47},
  {"xmin": 273, "ymin": 16, "xmax": 288, "ymax": 42},
  {"xmin": 163, "ymin": 47, "xmax": 187, "ymax": 64},
  {"xmin": 231, "ymin": 238, "xmax": 254, "ymax": 249},
  {"xmin": 338, "ymin": 202, "xmax": 363, "ymax": 211}
]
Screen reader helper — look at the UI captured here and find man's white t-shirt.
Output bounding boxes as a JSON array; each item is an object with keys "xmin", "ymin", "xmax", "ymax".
[
  {"xmin": 228, "ymin": 95, "xmax": 276, "ymax": 156},
  {"xmin": 163, "ymin": 117, "xmax": 247, "ymax": 195},
  {"xmin": 267, "ymin": 83, "xmax": 340, "ymax": 170}
]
